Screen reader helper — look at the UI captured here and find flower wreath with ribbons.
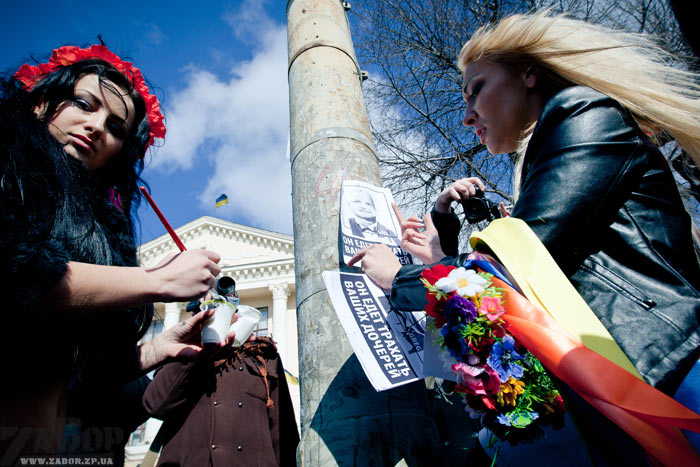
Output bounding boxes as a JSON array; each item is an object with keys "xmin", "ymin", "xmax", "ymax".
[
  {"xmin": 421, "ymin": 263, "xmax": 566, "ymax": 444},
  {"xmin": 14, "ymin": 45, "xmax": 166, "ymax": 154}
]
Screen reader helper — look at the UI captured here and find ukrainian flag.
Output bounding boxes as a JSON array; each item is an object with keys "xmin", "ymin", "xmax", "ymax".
[
  {"xmin": 215, "ymin": 194, "xmax": 229, "ymax": 208},
  {"xmin": 284, "ymin": 369, "xmax": 299, "ymax": 386}
]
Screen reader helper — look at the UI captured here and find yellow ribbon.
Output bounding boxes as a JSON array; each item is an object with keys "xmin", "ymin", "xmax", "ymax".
[{"xmin": 469, "ymin": 217, "xmax": 640, "ymax": 378}]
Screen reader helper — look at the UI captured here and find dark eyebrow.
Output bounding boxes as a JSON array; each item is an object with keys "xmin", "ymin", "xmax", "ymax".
[
  {"xmin": 463, "ymin": 73, "xmax": 480, "ymax": 95},
  {"xmin": 110, "ymin": 113, "xmax": 127, "ymax": 126},
  {"xmin": 78, "ymin": 88, "xmax": 128, "ymax": 126}
]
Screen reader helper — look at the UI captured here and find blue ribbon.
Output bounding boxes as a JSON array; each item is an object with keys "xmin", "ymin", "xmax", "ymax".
[{"xmin": 462, "ymin": 258, "xmax": 516, "ymax": 290}]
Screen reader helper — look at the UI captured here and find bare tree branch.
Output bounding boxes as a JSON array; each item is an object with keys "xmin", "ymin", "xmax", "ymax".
[{"xmin": 350, "ymin": 0, "xmax": 697, "ymax": 247}]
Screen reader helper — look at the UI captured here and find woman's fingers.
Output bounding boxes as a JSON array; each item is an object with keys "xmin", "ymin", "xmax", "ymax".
[
  {"xmin": 348, "ymin": 248, "xmax": 366, "ymax": 267},
  {"xmin": 403, "ymin": 229, "xmax": 426, "ymax": 242},
  {"xmin": 498, "ymin": 202, "xmax": 511, "ymax": 218},
  {"xmin": 391, "ymin": 203, "xmax": 405, "ymax": 223},
  {"xmin": 423, "ymin": 211, "xmax": 436, "ymax": 231}
]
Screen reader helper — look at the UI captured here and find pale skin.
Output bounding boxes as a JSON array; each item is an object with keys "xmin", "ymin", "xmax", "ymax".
[
  {"xmin": 352, "ymin": 60, "xmax": 540, "ymax": 289},
  {"xmin": 347, "ymin": 203, "xmax": 445, "ymax": 289},
  {"xmin": 38, "ymin": 73, "xmax": 225, "ymax": 368}
]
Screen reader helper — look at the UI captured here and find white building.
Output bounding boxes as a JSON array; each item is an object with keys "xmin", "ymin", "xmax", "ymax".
[{"xmin": 124, "ymin": 216, "xmax": 299, "ymax": 465}]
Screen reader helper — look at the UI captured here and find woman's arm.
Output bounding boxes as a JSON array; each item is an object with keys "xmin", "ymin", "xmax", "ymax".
[
  {"xmin": 348, "ymin": 243, "xmax": 469, "ymax": 311},
  {"xmin": 137, "ymin": 309, "xmax": 236, "ymax": 373},
  {"xmin": 431, "ymin": 177, "xmax": 486, "ymax": 257},
  {"xmin": 45, "ymin": 249, "xmax": 221, "ymax": 313},
  {"xmin": 391, "ymin": 204, "xmax": 447, "ymax": 264}
]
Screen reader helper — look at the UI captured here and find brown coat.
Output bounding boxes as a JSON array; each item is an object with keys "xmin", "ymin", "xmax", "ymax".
[{"xmin": 143, "ymin": 338, "xmax": 299, "ymax": 467}]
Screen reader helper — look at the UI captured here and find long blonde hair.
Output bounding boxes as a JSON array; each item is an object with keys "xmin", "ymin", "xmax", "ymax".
[{"xmin": 458, "ymin": 10, "xmax": 700, "ymax": 169}]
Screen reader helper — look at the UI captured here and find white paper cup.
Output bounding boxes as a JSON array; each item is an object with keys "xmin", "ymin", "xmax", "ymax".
[
  {"xmin": 201, "ymin": 301, "xmax": 236, "ymax": 344},
  {"xmin": 229, "ymin": 305, "xmax": 262, "ymax": 347}
]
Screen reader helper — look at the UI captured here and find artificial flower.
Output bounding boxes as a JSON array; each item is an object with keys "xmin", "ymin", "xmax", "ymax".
[
  {"xmin": 425, "ymin": 292, "xmax": 447, "ymax": 328},
  {"xmin": 421, "ymin": 263, "xmax": 457, "ymax": 285},
  {"xmin": 487, "ymin": 335, "xmax": 525, "ymax": 381},
  {"xmin": 496, "ymin": 411, "xmax": 540, "ymax": 428},
  {"xmin": 452, "ymin": 362, "xmax": 501, "ymax": 396},
  {"xmin": 435, "ymin": 267, "xmax": 488, "ymax": 297},
  {"xmin": 463, "ymin": 402, "xmax": 485, "ymax": 420},
  {"xmin": 444, "ymin": 295, "xmax": 478, "ymax": 323},
  {"xmin": 479, "ymin": 295, "xmax": 505, "ymax": 321},
  {"xmin": 422, "ymin": 263, "xmax": 565, "ymax": 445},
  {"xmin": 441, "ymin": 325, "xmax": 470, "ymax": 359},
  {"xmin": 540, "ymin": 394, "xmax": 566, "ymax": 415},
  {"xmin": 498, "ymin": 377, "xmax": 526, "ymax": 407}
]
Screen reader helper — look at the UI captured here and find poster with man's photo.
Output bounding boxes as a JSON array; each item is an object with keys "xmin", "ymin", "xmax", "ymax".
[{"xmin": 341, "ymin": 180, "xmax": 412, "ymax": 266}]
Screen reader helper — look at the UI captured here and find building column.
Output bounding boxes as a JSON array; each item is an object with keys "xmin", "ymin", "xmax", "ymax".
[
  {"xmin": 163, "ymin": 302, "xmax": 181, "ymax": 330},
  {"xmin": 143, "ymin": 418, "xmax": 162, "ymax": 443},
  {"xmin": 269, "ymin": 283, "xmax": 290, "ymax": 360}
]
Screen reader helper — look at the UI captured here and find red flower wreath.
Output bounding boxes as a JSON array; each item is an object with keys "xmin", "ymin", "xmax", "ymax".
[{"xmin": 14, "ymin": 45, "xmax": 166, "ymax": 155}]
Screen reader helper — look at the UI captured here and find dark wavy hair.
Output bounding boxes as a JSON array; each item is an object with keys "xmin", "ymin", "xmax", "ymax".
[{"xmin": 26, "ymin": 59, "xmax": 151, "ymax": 224}]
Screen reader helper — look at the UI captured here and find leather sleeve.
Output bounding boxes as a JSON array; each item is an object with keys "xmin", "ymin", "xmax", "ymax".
[
  {"xmin": 389, "ymin": 253, "xmax": 471, "ymax": 311},
  {"xmin": 511, "ymin": 87, "xmax": 646, "ymax": 273},
  {"xmin": 431, "ymin": 208, "xmax": 462, "ymax": 258}
]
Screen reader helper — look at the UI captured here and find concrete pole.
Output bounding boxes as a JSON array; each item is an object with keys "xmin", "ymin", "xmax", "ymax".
[{"xmin": 287, "ymin": 1, "xmax": 454, "ymax": 465}]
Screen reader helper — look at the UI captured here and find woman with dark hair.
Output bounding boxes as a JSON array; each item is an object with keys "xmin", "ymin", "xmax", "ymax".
[{"xmin": 0, "ymin": 45, "xmax": 225, "ymax": 462}]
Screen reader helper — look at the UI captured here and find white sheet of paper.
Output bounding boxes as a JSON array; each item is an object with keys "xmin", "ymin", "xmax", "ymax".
[{"xmin": 323, "ymin": 270, "xmax": 422, "ymax": 391}]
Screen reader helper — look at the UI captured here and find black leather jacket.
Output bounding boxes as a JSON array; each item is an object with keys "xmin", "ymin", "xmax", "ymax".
[{"xmin": 390, "ymin": 86, "xmax": 700, "ymax": 393}]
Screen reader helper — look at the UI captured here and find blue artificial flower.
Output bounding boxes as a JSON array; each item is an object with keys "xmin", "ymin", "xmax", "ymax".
[
  {"xmin": 496, "ymin": 411, "xmax": 540, "ymax": 428},
  {"xmin": 444, "ymin": 295, "xmax": 478, "ymax": 324},
  {"xmin": 487, "ymin": 335, "xmax": 525, "ymax": 381},
  {"xmin": 441, "ymin": 325, "xmax": 470, "ymax": 360}
]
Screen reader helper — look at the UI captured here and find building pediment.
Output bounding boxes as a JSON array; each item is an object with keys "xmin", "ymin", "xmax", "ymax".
[{"xmin": 138, "ymin": 216, "xmax": 294, "ymax": 271}]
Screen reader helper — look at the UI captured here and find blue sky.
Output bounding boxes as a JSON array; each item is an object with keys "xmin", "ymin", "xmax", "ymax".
[{"xmin": 1, "ymin": 0, "xmax": 292, "ymax": 244}]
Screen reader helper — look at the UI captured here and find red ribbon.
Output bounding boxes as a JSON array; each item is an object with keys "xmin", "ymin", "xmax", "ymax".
[{"xmin": 493, "ymin": 277, "xmax": 700, "ymax": 465}]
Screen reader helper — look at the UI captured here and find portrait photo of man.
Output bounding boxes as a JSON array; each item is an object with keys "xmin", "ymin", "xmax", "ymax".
[{"xmin": 343, "ymin": 189, "xmax": 400, "ymax": 245}]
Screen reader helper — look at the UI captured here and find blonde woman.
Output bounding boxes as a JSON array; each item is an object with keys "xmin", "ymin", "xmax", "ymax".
[{"xmin": 351, "ymin": 10, "xmax": 700, "ymax": 465}]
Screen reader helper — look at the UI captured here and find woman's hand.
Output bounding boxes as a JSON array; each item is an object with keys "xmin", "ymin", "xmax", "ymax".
[
  {"xmin": 498, "ymin": 202, "xmax": 511, "ymax": 218},
  {"xmin": 147, "ymin": 249, "xmax": 221, "ymax": 302},
  {"xmin": 138, "ymin": 308, "xmax": 232, "ymax": 371},
  {"xmin": 392, "ymin": 203, "xmax": 445, "ymax": 264},
  {"xmin": 435, "ymin": 177, "xmax": 486, "ymax": 214},
  {"xmin": 348, "ymin": 244, "xmax": 402, "ymax": 290}
]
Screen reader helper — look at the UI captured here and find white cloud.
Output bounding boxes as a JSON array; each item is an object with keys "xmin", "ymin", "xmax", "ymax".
[
  {"xmin": 223, "ymin": 0, "xmax": 277, "ymax": 44},
  {"xmin": 151, "ymin": 5, "xmax": 291, "ymax": 234}
]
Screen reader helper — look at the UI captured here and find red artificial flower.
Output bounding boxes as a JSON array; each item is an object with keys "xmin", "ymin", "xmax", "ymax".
[
  {"xmin": 469, "ymin": 336, "xmax": 495, "ymax": 353},
  {"xmin": 425, "ymin": 292, "xmax": 447, "ymax": 328},
  {"xmin": 452, "ymin": 362, "xmax": 501, "ymax": 396},
  {"xmin": 479, "ymin": 395, "xmax": 497, "ymax": 410},
  {"xmin": 14, "ymin": 45, "xmax": 165, "ymax": 156},
  {"xmin": 550, "ymin": 394, "xmax": 565, "ymax": 412},
  {"xmin": 421, "ymin": 263, "xmax": 457, "ymax": 285},
  {"xmin": 492, "ymin": 324, "xmax": 506, "ymax": 339}
]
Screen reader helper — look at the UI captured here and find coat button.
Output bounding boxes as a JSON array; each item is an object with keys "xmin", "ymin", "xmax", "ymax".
[
  {"xmin": 238, "ymin": 402, "xmax": 243, "ymax": 408},
  {"xmin": 237, "ymin": 445, "xmax": 243, "ymax": 452},
  {"xmin": 211, "ymin": 444, "xmax": 217, "ymax": 449},
  {"xmin": 214, "ymin": 401, "xmax": 219, "ymax": 406},
  {"xmin": 239, "ymin": 366, "xmax": 244, "ymax": 371}
]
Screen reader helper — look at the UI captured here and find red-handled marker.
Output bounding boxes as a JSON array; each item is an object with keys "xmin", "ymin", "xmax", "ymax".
[{"xmin": 139, "ymin": 186, "xmax": 187, "ymax": 252}]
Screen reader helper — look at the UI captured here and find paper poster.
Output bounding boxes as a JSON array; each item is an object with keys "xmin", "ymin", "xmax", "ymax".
[
  {"xmin": 340, "ymin": 180, "xmax": 412, "ymax": 266},
  {"xmin": 322, "ymin": 271, "xmax": 423, "ymax": 391}
]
